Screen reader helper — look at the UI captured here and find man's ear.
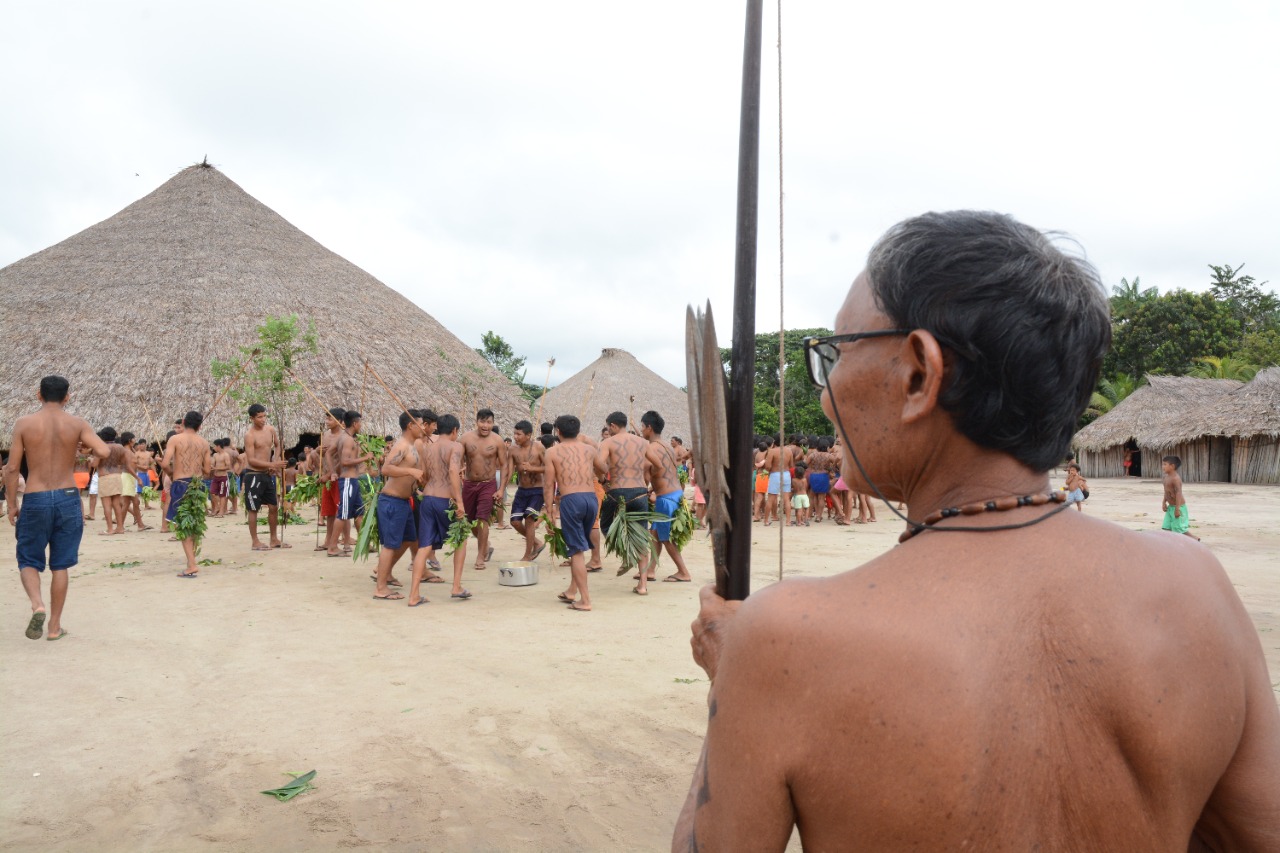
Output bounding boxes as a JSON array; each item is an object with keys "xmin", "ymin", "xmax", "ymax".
[{"xmin": 900, "ymin": 330, "xmax": 946, "ymax": 425}]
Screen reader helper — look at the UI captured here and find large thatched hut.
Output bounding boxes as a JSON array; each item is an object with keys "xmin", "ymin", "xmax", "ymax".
[
  {"xmin": 0, "ymin": 162, "xmax": 528, "ymax": 447},
  {"xmin": 1072, "ymin": 375, "xmax": 1242, "ymax": 482},
  {"xmin": 1194, "ymin": 367, "xmax": 1280, "ymax": 485},
  {"xmin": 537, "ymin": 348, "xmax": 690, "ymax": 441}
]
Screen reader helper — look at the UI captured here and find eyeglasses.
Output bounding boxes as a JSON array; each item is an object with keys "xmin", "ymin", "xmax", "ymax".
[{"xmin": 802, "ymin": 330, "xmax": 912, "ymax": 388}]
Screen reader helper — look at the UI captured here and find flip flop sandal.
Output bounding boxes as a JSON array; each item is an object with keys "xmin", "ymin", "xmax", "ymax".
[
  {"xmin": 372, "ymin": 592, "xmax": 404, "ymax": 601},
  {"xmin": 425, "ymin": 576, "xmax": 446, "ymax": 584},
  {"xmin": 632, "ymin": 587, "xmax": 648, "ymax": 596},
  {"xmin": 25, "ymin": 612, "xmax": 46, "ymax": 640},
  {"xmin": 485, "ymin": 546, "xmax": 494, "ymax": 562},
  {"xmin": 47, "ymin": 629, "xmax": 70, "ymax": 641},
  {"xmin": 451, "ymin": 590, "xmax": 473, "ymax": 600},
  {"xmin": 408, "ymin": 599, "xmax": 429, "ymax": 607},
  {"xmin": 556, "ymin": 593, "xmax": 574, "ymax": 604},
  {"xmin": 663, "ymin": 575, "xmax": 692, "ymax": 583},
  {"xmin": 177, "ymin": 571, "xmax": 199, "ymax": 578},
  {"xmin": 566, "ymin": 602, "xmax": 591, "ymax": 612}
]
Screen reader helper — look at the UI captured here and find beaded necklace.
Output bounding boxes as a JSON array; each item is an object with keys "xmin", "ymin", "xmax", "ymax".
[{"xmin": 898, "ymin": 491, "xmax": 1068, "ymax": 543}]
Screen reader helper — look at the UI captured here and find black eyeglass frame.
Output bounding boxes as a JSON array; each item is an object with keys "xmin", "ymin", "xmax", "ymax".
[{"xmin": 801, "ymin": 330, "xmax": 913, "ymax": 388}]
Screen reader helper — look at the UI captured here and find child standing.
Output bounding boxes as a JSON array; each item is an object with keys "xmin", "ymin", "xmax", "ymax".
[
  {"xmin": 1064, "ymin": 463, "xmax": 1088, "ymax": 512},
  {"xmin": 790, "ymin": 464, "xmax": 810, "ymax": 526},
  {"xmin": 1160, "ymin": 455, "xmax": 1198, "ymax": 540}
]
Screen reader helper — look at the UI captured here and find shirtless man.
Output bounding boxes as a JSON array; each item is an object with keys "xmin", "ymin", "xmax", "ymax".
[
  {"xmin": 162, "ymin": 411, "xmax": 212, "ymax": 577},
  {"xmin": 805, "ymin": 438, "xmax": 832, "ymax": 522},
  {"xmin": 95, "ymin": 428, "xmax": 129, "ymax": 535},
  {"xmin": 544, "ymin": 415, "xmax": 600, "ymax": 611},
  {"xmin": 242, "ymin": 404, "xmax": 288, "ymax": 551},
  {"xmin": 226, "ymin": 441, "xmax": 243, "ymax": 515},
  {"xmin": 334, "ymin": 410, "xmax": 373, "ymax": 554},
  {"xmin": 639, "ymin": 411, "xmax": 693, "ymax": 591},
  {"xmin": 409, "ymin": 413, "xmax": 469, "ymax": 604},
  {"xmin": 508, "ymin": 420, "xmax": 547, "ymax": 561},
  {"xmin": 318, "ymin": 407, "xmax": 346, "ymax": 554},
  {"xmin": 210, "ymin": 438, "xmax": 232, "ymax": 517},
  {"xmin": 371, "ymin": 412, "xmax": 426, "ymax": 602},
  {"xmin": 596, "ymin": 411, "xmax": 652, "ymax": 583},
  {"xmin": 134, "ymin": 439, "xmax": 157, "ymax": 511},
  {"xmin": 762, "ymin": 434, "xmax": 794, "ymax": 526},
  {"xmin": 458, "ymin": 409, "xmax": 507, "ymax": 570},
  {"xmin": 6, "ymin": 375, "xmax": 111, "ymax": 641},
  {"xmin": 675, "ymin": 211, "xmax": 1280, "ymax": 850},
  {"xmin": 1161, "ymin": 455, "xmax": 1198, "ymax": 540}
]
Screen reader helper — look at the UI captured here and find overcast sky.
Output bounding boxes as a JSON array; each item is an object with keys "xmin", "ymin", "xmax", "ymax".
[{"xmin": 3, "ymin": 1, "xmax": 1276, "ymax": 387}]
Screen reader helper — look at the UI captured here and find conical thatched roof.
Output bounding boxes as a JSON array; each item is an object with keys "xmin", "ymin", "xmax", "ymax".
[
  {"xmin": 1073, "ymin": 374, "xmax": 1242, "ymax": 451},
  {"xmin": 1195, "ymin": 367, "xmax": 1280, "ymax": 439},
  {"xmin": 538, "ymin": 348, "xmax": 690, "ymax": 441},
  {"xmin": 0, "ymin": 163, "xmax": 528, "ymax": 447}
]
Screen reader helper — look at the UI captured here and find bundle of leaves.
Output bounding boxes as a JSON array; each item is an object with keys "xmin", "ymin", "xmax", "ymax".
[
  {"xmin": 604, "ymin": 499, "xmax": 667, "ymax": 575},
  {"xmin": 537, "ymin": 511, "xmax": 568, "ymax": 559},
  {"xmin": 140, "ymin": 485, "xmax": 161, "ymax": 504},
  {"xmin": 228, "ymin": 474, "xmax": 239, "ymax": 498},
  {"xmin": 351, "ymin": 474, "xmax": 382, "ymax": 562},
  {"xmin": 489, "ymin": 494, "xmax": 505, "ymax": 524},
  {"xmin": 355, "ymin": 433, "xmax": 387, "ymax": 461},
  {"xmin": 173, "ymin": 476, "xmax": 210, "ymax": 555},
  {"xmin": 286, "ymin": 473, "xmax": 320, "ymax": 506},
  {"xmin": 444, "ymin": 504, "xmax": 476, "ymax": 556},
  {"xmin": 677, "ymin": 465, "xmax": 690, "ymax": 488},
  {"xmin": 257, "ymin": 513, "xmax": 308, "ymax": 526},
  {"xmin": 670, "ymin": 498, "xmax": 697, "ymax": 551}
]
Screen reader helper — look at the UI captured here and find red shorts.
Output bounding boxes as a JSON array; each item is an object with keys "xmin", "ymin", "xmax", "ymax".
[
  {"xmin": 462, "ymin": 478, "xmax": 497, "ymax": 523},
  {"xmin": 320, "ymin": 481, "xmax": 339, "ymax": 518}
]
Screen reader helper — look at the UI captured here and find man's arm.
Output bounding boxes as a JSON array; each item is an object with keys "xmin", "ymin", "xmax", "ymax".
[
  {"xmin": 543, "ymin": 451, "xmax": 557, "ymax": 518},
  {"xmin": 161, "ymin": 440, "xmax": 175, "ymax": 476},
  {"xmin": 5, "ymin": 425, "xmax": 25, "ymax": 524},
  {"xmin": 381, "ymin": 442, "xmax": 420, "ymax": 480},
  {"xmin": 200, "ymin": 444, "xmax": 212, "ymax": 477},
  {"xmin": 673, "ymin": 590, "xmax": 796, "ymax": 852},
  {"xmin": 593, "ymin": 441, "xmax": 610, "ymax": 478},
  {"xmin": 448, "ymin": 445, "xmax": 465, "ymax": 507},
  {"xmin": 80, "ymin": 421, "xmax": 110, "ymax": 460}
]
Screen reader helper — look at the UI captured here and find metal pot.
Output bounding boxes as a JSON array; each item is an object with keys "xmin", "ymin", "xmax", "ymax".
[{"xmin": 498, "ymin": 560, "xmax": 539, "ymax": 587}]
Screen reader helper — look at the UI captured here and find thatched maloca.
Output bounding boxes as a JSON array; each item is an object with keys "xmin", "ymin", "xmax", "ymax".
[
  {"xmin": 538, "ymin": 348, "xmax": 690, "ymax": 441},
  {"xmin": 0, "ymin": 162, "xmax": 529, "ymax": 448},
  {"xmin": 1072, "ymin": 373, "xmax": 1280, "ymax": 484}
]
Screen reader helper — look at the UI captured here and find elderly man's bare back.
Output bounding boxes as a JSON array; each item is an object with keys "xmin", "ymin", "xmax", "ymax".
[{"xmin": 680, "ymin": 513, "xmax": 1280, "ymax": 850}]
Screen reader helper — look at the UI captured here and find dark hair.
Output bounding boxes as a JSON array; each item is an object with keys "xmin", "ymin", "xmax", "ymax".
[
  {"xmin": 514, "ymin": 420, "xmax": 533, "ymax": 434},
  {"xmin": 343, "ymin": 410, "xmax": 361, "ymax": 428},
  {"xmin": 540, "ymin": 422, "xmax": 554, "ymax": 435},
  {"xmin": 476, "ymin": 408, "xmax": 494, "ymax": 422},
  {"xmin": 555, "ymin": 414, "xmax": 581, "ymax": 439},
  {"xmin": 794, "ymin": 463, "xmax": 807, "ymax": 475},
  {"xmin": 399, "ymin": 411, "xmax": 417, "ymax": 431},
  {"xmin": 39, "ymin": 375, "xmax": 70, "ymax": 403},
  {"xmin": 672, "ymin": 436, "xmax": 683, "ymax": 445},
  {"xmin": 119, "ymin": 432, "xmax": 135, "ymax": 445},
  {"xmin": 606, "ymin": 411, "xmax": 627, "ymax": 428},
  {"xmin": 248, "ymin": 404, "xmax": 266, "ymax": 417},
  {"xmin": 1163, "ymin": 455, "xmax": 1181, "ymax": 469},
  {"xmin": 183, "ymin": 410, "xmax": 203, "ymax": 430},
  {"xmin": 866, "ymin": 210, "xmax": 1110, "ymax": 472},
  {"xmin": 328, "ymin": 407, "xmax": 346, "ymax": 420},
  {"xmin": 1067, "ymin": 463, "xmax": 1080, "ymax": 472},
  {"xmin": 417, "ymin": 409, "xmax": 437, "ymax": 424},
  {"xmin": 437, "ymin": 413, "xmax": 460, "ymax": 436},
  {"xmin": 98, "ymin": 426, "xmax": 118, "ymax": 443},
  {"xmin": 216, "ymin": 438, "xmax": 230, "ymax": 448},
  {"xmin": 538, "ymin": 434, "xmax": 557, "ymax": 449},
  {"xmin": 640, "ymin": 410, "xmax": 664, "ymax": 435}
]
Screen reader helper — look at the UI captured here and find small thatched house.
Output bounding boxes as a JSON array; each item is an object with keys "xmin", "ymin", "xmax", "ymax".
[
  {"xmin": 538, "ymin": 348, "xmax": 690, "ymax": 442},
  {"xmin": 1073, "ymin": 375, "xmax": 1241, "ymax": 482},
  {"xmin": 1194, "ymin": 367, "xmax": 1280, "ymax": 485},
  {"xmin": 0, "ymin": 162, "xmax": 528, "ymax": 448}
]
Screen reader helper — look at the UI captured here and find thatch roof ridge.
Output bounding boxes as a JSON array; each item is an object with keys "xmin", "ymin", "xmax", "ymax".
[
  {"xmin": 539, "ymin": 347, "xmax": 690, "ymax": 440},
  {"xmin": 1194, "ymin": 367, "xmax": 1280, "ymax": 439},
  {"xmin": 0, "ymin": 163, "xmax": 528, "ymax": 447},
  {"xmin": 1073, "ymin": 374, "xmax": 1242, "ymax": 451}
]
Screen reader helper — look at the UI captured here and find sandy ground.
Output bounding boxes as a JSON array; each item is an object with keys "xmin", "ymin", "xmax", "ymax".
[{"xmin": 1, "ymin": 477, "xmax": 1277, "ymax": 852}]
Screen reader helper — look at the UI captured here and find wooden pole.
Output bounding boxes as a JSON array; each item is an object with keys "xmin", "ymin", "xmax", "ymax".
[
  {"xmin": 579, "ymin": 371, "xmax": 597, "ymax": 422},
  {"xmin": 364, "ymin": 361, "xmax": 422, "ymax": 428},
  {"xmin": 206, "ymin": 348, "xmax": 261, "ymax": 419},
  {"xmin": 284, "ymin": 367, "xmax": 340, "ymax": 422},
  {"xmin": 535, "ymin": 357, "xmax": 555, "ymax": 425},
  {"xmin": 724, "ymin": 0, "xmax": 763, "ymax": 601}
]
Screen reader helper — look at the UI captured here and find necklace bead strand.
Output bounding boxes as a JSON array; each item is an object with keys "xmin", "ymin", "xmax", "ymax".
[{"xmin": 899, "ymin": 491, "xmax": 1066, "ymax": 543}]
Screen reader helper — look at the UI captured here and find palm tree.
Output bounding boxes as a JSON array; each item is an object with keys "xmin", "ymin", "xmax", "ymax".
[
  {"xmin": 1110, "ymin": 277, "xmax": 1158, "ymax": 324},
  {"xmin": 1085, "ymin": 373, "xmax": 1140, "ymax": 420},
  {"xmin": 1188, "ymin": 356, "xmax": 1259, "ymax": 381}
]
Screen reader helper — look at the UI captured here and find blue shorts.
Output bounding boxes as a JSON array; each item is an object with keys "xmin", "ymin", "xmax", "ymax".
[
  {"xmin": 808, "ymin": 472, "xmax": 830, "ymax": 495},
  {"xmin": 16, "ymin": 488, "xmax": 84, "ymax": 572},
  {"xmin": 338, "ymin": 478, "xmax": 365, "ymax": 520},
  {"xmin": 651, "ymin": 489, "xmax": 683, "ymax": 542},
  {"xmin": 509, "ymin": 486, "xmax": 545, "ymax": 521},
  {"xmin": 558, "ymin": 491, "xmax": 599, "ymax": 557},
  {"xmin": 767, "ymin": 471, "xmax": 792, "ymax": 495},
  {"xmin": 137, "ymin": 471, "xmax": 151, "ymax": 490},
  {"xmin": 1065, "ymin": 488, "xmax": 1085, "ymax": 504},
  {"xmin": 376, "ymin": 493, "xmax": 417, "ymax": 550},
  {"xmin": 166, "ymin": 478, "xmax": 191, "ymax": 522},
  {"xmin": 417, "ymin": 495, "xmax": 451, "ymax": 550}
]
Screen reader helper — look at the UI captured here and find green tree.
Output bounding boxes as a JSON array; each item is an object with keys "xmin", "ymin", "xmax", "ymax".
[
  {"xmin": 1234, "ymin": 329, "xmax": 1280, "ymax": 368},
  {"xmin": 210, "ymin": 314, "xmax": 319, "ymax": 443},
  {"xmin": 720, "ymin": 327, "xmax": 833, "ymax": 436},
  {"xmin": 1188, "ymin": 355, "xmax": 1259, "ymax": 381},
  {"xmin": 1109, "ymin": 291, "xmax": 1240, "ymax": 377},
  {"xmin": 476, "ymin": 331, "xmax": 527, "ymax": 384},
  {"xmin": 1208, "ymin": 263, "xmax": 1278, "ymax": 336},
  {"xmin": 1084, "ymin": 373, "xmax": 1140, "ymax": 423},
  {"xmin": 1110, "ymin": 276, "xmax": 1158, "ymax": 325}
]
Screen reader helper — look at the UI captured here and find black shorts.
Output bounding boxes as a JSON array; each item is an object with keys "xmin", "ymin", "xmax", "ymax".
[
  {"xmin": 242, "ymin": 471, "xmax": 278, "ymax": 512},
  {"xmin": 599, "ymin": 487, "xmax": 649, "ymax": 534}
]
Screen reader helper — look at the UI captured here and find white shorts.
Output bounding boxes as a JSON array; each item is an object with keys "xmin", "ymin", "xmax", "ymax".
[{"xmin": 89, "ymin": 472, "xmax": 99, "ymax": 496}]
